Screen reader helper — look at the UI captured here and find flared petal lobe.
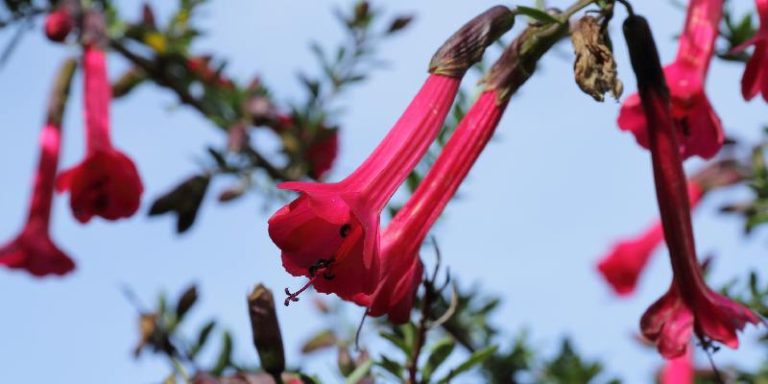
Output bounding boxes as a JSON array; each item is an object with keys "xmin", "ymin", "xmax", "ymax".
[
  {"xmin": 617, "ymin": 65, "xmax": 723, "ymax": 159},
  {"xmin": 0, "ymin": 225, "xmax": 74, "ymax": 276},
  {"xmin": 56, "ymin": 149, "xmax": 143, "ymax": 223}
]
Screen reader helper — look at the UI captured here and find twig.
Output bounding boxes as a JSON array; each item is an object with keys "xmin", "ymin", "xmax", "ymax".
[
  {"xmin": 109, "ymin": 39, "xmax": 211, "ymax": 116},
  {"xmin": 407, "ymin": 279, "xmax": 436, "ymax": 384},
  {"xmin": 109, "ymin": 39, "xmax": 293, "ymax": 181},
  {"xmin": 0, "ymin": 6, "xmax": 47, "ymax": 29}
]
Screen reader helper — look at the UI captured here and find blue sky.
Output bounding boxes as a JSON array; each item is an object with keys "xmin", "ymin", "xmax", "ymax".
[{"xmin": 0, "ymin": 1, "xmax": 765, "ymax": 383}]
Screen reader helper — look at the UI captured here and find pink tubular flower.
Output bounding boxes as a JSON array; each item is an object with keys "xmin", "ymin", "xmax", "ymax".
[
  {"xmin": 268, "ymin": 6, "xmax": 515, "ymax": 302},
  {"xmin": 56, "ymin": 46, "xmax": 144, "ymax": 223},
  {"xmin": 624, "ymin": 14, "xmax": 759, "ymax": 358},
  {"xmin": 737, "ymin": 0, "xmax": 768, "ymax": 101},
  {"xmin": 597, "ymin": 183, "xmax": 703, "ymax": 296},
  {"xmin": 352, "ymin": 25, "xmax": 554, "ymax": 322},
  {"xmin": 660, "ymin": 348, "xmax": 694, "ymax": 384},
  {"xmin": 0, "ymin": 60, "xmax": 77, "ymax": 277},
  {"xmin": 618, "ymin": 0, "xmax": 724, "ymax": 159},
  {"xmin": 354, "ymin": 89, "xmax": 509, "ymax": 323}
]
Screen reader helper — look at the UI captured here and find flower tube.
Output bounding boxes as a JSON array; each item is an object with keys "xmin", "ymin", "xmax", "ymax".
[
  {"xmin": 618, "ymin": 0, "xmax": 724, "ymax": 159},
  {"xmin": 0, "ymin": 59, "xmax": 77, "ymax": 276}
]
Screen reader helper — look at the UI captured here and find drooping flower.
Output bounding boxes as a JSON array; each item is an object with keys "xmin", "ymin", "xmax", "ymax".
[
  {"xmin": 597, "ymin": 183, "xmax": 703, "ymax": 296},
  {"xmin": 268, "ymin": 6, "xmax": 515, "ymax": 303},
  {"xmin": 623, "ymin": 14, "xmax": 760, "ymax": 358},
  {"xmin": 736, "ymin": 0, "xmax": 768, "ymax": 101},
  {"xmin": 0, "ymin": 59, "xmax": 78, "ymax": 277},
  {"xmin": 353, "ymin": 23, "xmax": 552, "ymax": 323},
  {"xmin": 596, "ymin": 157, "xmax": 744, "ymax": 296},
  {"xmin": 57, "ymin": 44, "xmax": 144, "ymax": 223},
  {"xmin": 660, "ymin": 348, "xmax": 693, "ymax": 383},
  {"xmin": 618, "ymin": 0, "xmax": 724, "ymax": 159}
]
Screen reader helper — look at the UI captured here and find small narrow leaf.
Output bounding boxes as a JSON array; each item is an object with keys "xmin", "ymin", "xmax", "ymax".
[
  {"xmin": 437, "ymin": 345, "xmax": 498, "ymax": 383},
  {"xmin": 423, "ymin": 337, "xmax": 456, "ymax": 382},
  {"xmin": 344, "ymin": 359, "xmax": 373, "ymax": 384},
  {"xmin": 210, "ymin": 331, "xmax": 233, "ymax": 376},
  {"xmin": 189, "ymin": 320, "xmax": 216, "ymax": 358}
]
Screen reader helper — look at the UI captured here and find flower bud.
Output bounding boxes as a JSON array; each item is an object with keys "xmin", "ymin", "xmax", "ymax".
[
  {"xmin": 247, "ymin": 284, "xmax": 286, "ymax": 377},
  {"xmin": 429, "ymin": 6, "xmax": 515, "ymax": 77},
  {"xmin": 44, "ymin": 9, "xmax": 74, "ymax": 43},
  {"xmin": 623, "ymin": 15, "xmax": 668, "ymax": 97}
]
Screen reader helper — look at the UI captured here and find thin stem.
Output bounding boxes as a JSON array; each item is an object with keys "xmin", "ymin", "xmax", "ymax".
[
  {"xmin": 109, "ymin": 39, "xmax": 293, "ymax": 181},
  {"xmin": 407, "ymin": 281, "xmax": 436, "ymax": 384}
]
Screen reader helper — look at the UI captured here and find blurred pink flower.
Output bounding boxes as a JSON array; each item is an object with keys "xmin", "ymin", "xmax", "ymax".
[
  {"xmin": 597, "ymin": 183, "xmax": 703, "ymax": 296},
  {"xmin": 618, "ymin": 0, "xmax": 724, "ymax": 159},
  {"xmin": 57, "ymin": 46, "xmax": 143, "ymax": 223},
  {"xmin": 0, "ymin": 122, "xmax": 74, "ymax": 276}
]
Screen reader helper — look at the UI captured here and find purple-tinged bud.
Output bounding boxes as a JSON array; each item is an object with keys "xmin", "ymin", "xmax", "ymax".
[{"xmin": 429, "ymin": 6, "xmax": 515, "ymax": 77}]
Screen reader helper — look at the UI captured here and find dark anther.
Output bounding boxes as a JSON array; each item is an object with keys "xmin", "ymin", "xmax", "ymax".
[
  {"xmin": 339, "ymin": 223, "xmax": 352, "ymax": 238},
  {"xmin": 322, "ymin": 271, "xmax": 335, "ymax": 280}
]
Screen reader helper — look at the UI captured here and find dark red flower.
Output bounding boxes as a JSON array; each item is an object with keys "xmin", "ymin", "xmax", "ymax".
[
  {"xmin": 623, "ymin": 14, "xmax": 759, "ymax": 358},
  {"xmin": 306, "ymin": 130, "xmax": 339, "ymax": 180},
  {"xmin": 597, "ymin": 183, "xmax": 703, "ymax": 296},
  {"xmin": 57, "ymin": 46, "xmax": 143, "ymax": 223},
  {"xmin": 735, "ymin": 0, "xmax": 768, "ymax": 101},
  {"xmin": 44, "ymin": 9, "xmax": 74, "ymax": 43},
  {"xmin": 618, "ymin": 0, "xmax": 724, "ymax": 159},
  {"xmin": 268, "ymin": 6, "xmax": 515, "ymax": 303}
]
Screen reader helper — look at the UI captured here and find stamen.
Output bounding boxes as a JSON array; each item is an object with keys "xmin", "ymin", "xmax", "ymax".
[
  {"xmin": 284, "ymin": 279, "xmax": 315, "ymax": 306},
  {"xmin": 283, "ymin": 258, "xmax": 336, "ymax": 306}
]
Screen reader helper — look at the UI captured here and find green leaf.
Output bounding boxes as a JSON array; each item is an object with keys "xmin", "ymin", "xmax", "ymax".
[
  {"xmin": 189, "ymin": 320, "xmax": 216, "ymax": 358},
  {"xmin": 380, "ymin": 332, "xmax": 411, "ymax": 357},
  {"xmin": 423, "ymin": 337, "xmax": 456, "ymax": 383},
  {"xmin": 210, "ymin": 331, "xmax": 233, "ymax": 376},
  {"xmin": 437, "ymin": 345, "xmax": 498, "ymax": 383},
  {"xmin": 301, "ymin": 329, "xmax": 337, "ymax": 354},
  {"xmin": 377, "ymin": 355, "xmax": 404, "ymax": 380},
  {"xmin": 344, "ymin": 359, "xmax": 373, "ymax": 384},
  {"xmin": 175, "ymin": 284, "xmax": 198, "ymax": 322},
  {"xmin": 515, "ymin": 6, "xmax": 561, "ymax": 25}
]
